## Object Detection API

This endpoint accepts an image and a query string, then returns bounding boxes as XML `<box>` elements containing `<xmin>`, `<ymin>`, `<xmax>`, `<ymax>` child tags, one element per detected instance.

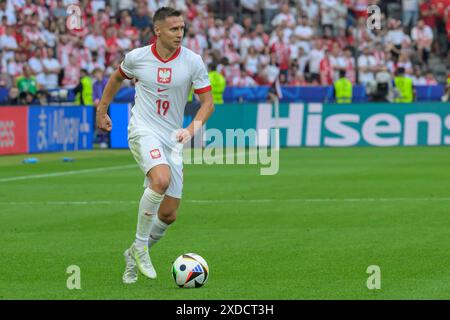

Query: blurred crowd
<box><xmin>0</xmin><ymin>0</ymin><xmax>449</xmax><ymax>104</ymax></box>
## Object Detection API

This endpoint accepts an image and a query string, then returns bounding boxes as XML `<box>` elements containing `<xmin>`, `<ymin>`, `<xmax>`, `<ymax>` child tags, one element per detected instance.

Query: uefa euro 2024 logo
<box><xmin>66</xmin><ymin>4</ymin><xmax>82</xmax><ymax>31</ymax></box>
<box><xmin>366</xmin><ymin>5</ymin><xmax>381</xmax><ymax>30</ymax></box>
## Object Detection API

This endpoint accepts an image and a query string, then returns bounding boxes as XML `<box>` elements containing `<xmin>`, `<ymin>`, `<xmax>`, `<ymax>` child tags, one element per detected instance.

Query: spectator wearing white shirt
<box><xmin>217</xmin><ymin>56</ymin><xmax>240</xmax><ymax>85</ymax></box>
<box><xmin>224</xmin><ymin>16</ymin><xmax>244</xmax><ymax>48</ymax></box>
<box><xmin>258</xmin><ymin>46</ymin><xmax>271</xmax><ymax>67</ymax></box>
<box><xmin>385</xmin><ymin>19</ymin><xmax>411</xmax><ymax>62</ymax></box>
<box><xmin>92</xmin><ymin>0</ymin><xmax>106</xmax><ymax>14</ymax></box>
<box><xmin>19</xmin><ymin>0</ymin><xmax>37</xmax><ymax>16</ymax></box>
<box><xmin>372</xmin><ymin>42</ymin><xmax>386</xmax><ymax>68</ymax></box>
<box><xmin>23</xmin><ymin>24</ymin><xmax>44</xmax><ymax>45</ymax></box>
<box><xmin>0</xmin><ymin>0</ymin><xmax>16</xmax><ymax>25</ymax></box>
<box><xmin>210</xmin><ymin>33</ymin><xmax>225</xmax><ymax>53</ymax></box>
<box><xmin>231</xmin><ymin>66</ymin><xmax>257</xmax><ymax>87</ymax></box>
<box><xmin>84</xmin><ymin>26</ymin><xmax>107</xmax><ymax>54</ymax></box>
<box><xmin>147</xmin><ymin>0</ymin><xmax>187</xmax><ymax>15</ymax></box>
<box><xmin>240</xmin><ymin>29</ymin><xmax>265</xmax><ymax>57</ymax></box>
<box><xmin>84</xmin><ymin>51</ymin><xmax>106</xmax><ymax>74</ymax></box>
<box><xmin>254</xmin><ymin>23</ymin><xmax>270</xmax><ymax>48</ymax></box>
<box><xmin>191</xmin><ymin>8</ymin><xmax>209</xmax><ymax>31</ymax></box>
<box><xmin>308</xmin><ymin>40</ymin><xmax>325</xmax><ymax>83</ymax></box>
<box><xmin>264</xmin><ymin>54</ymin><xmax>280</xmax><ymax>85</ymax></box>
<box><xmin>42</xmin><ymin>20</ymin><xmax>58</xmax><ymax>48</ymax></box>
<box><xmin>385</xmin><ymin>51</ymin><xmax>397</xmax><ymax>74</ymax></box>
<box><xmin>0</xmin><ymin>53</ymin><xmax>12</xmax><ymax>88</ymax></box>
<box><xmin>268</xmin><ymin>26</ymin><xmax>285</xmax><ymax>47</ymax></box>
<box><xmin>57</xmin><ymin>34</ymin><xmax>73</xmax><ymax>68</ymax></box>
<box><xmin>271</xmin><ymin>3</ymin><xmax>296</xmax><ymax>28</ymax></box>
<box><xmin>298</xmin><ymin>0</ymin><xmax>319</xmax><ymax>27</ymax></box>
<box><xmin>251</xmin><ymin>28</ymin><xmax>266</xmax><ymax>53</ymax></box>
<box><xmin>329</xmin><ymin>44</ymin><xmax>346</xmax><ymax>81</ymax></box>
<box><xmin>208</xmin><ymin>19</ymin><xmax>225</xmax><ymax>44</ymax></box>
<box><xmin>182</xmin><ymin>28</ymin><xmax>207</xmax><ymax>56</ymax></box>
<box><xmin>294</xmin><ymin>46</ymin><xmax>309</xmax><ymax>78</ymax></box>
<box><xmin>117</xmin><ymin>27</ymin><xmax>132</xmax><ymax>52</ymax></box>
<box><xmin>223</xmin><ymin>41</ymin><xmax>241</xmax><ymax>66</ymax></box>
<box><xmin>397</xmin><ymin>51</ymin><xmax>413</xmax><ymax>75</ymax></box>
<box><xmin>357</xmin><ymin>45</ymin><xmax>378</xmax><ymax>85</ymax></box>
<box><xmin>411</xmin><ymin>19</ymin><xmax>433</xmax><ymax>65</ymax></box>
<box><xmin>334</xmin><ymin>0</ymin><xmax>348</xmax><ymax>33</ymax></box>
<box><xmin>353</xmin><ymin>16</ymin><xmax>377</xmax><ymax>51</ymax></box>
<box><xmin>240</xmin><ymin>30</ymin><xmax>254</xmax><ymax>60</ymax></box>
<box><xmin>62</xmin><ymin>54</ymin><xmax>80</xmax><ymax>89</ymax></box>
<box><xmin>424</xmin><ymin>71</ymin><xmax>438</xmax><ymax>85</ymax></box>
<box><xmin>28</xmin><ymin>49</ymin><xmax>46</xmax><ymax>86</ymax></box>
<box><xmin>42</xmin><ymin>46</ymin><xmax>61</xmax><ymax>89</ymax></box>
<box><xmin>288</xmin><ymin>34</ymin><xmax>299</xmax><ymax>61</ymax></box>
<box><xmin>243</xmin><ymin>46</ymin><xmax>261</xmax><ymax>76</ymax></box>
<box><xmin>320</xmin><ymin>0</ymin><xmax>338</xmax><ymax>37</ymax></box>
<box><xmin>280</xmin><ymin>21</ymin><xmax>294</xmax><ymax>44</ymax></box>
<box><xmin>118</xmin><ymin>0</ymin><xmax>134</xmax><ymax>11</ymax></box>
<box><xmin>411</xmin><ymin>67</ymin><xmax>426</xmax><ymax>85</ymax></box>
<box><xmin>7</xmin><ymin>53</ymin><xmax>23</xmax><ymax>78</ymax></box>
<box><xmin>343</xmin><ymin>46</ymin><xmax>356</xmax><ymax>84</ymax></box>
<box><xmin>36</xmin><ymin>3</ymin><xmax>49</xmax><ymax>22</ymax></box>
<box><xmin>73</xmin><ymin>40</ymin><xmax>93</xmax><ymax>73</ymax></box>
<box><xmin>294</xmin><ymin>16</ymin><xmax>314</xmax><ymax>54</ymax></box>
<box><xmin>385</xmin><ymin>20</ymin><xmax>411</xmax><ymax>46</ymax></box>
<box><xmin>0</xmin><ymin>26</ymin><xmax>18</xmax><ymax>71</ymax></box>
<box><xmin>147</xmin><ymin>0</ymin><xmax>167</xmax><ymax>15</ymax></box>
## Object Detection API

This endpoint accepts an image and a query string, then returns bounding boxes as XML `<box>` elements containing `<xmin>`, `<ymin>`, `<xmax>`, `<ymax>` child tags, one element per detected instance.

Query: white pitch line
<box><xmin>188</xmin><ymin>197</ymin><xmax>450</xmax><ymax>203</ymax></box>
<box><xmin>0</xmin><ymin>164</ymin><xmax>136</xmax><ymax>183</ymax></box>
<box><xmin>0</xmin><ymin>150</ymin><xmax>260</xmax><ymax>183</ymax></box>
<box><xmin>0</xmin><ymin>197</ymin><xmax>449</xmax><ymax>205</ymax></box>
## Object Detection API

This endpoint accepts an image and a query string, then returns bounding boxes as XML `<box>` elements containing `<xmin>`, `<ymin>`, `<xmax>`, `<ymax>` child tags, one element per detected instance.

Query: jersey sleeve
<box><xmin>192</xmin><ymin>54</ymin><xmax>211</xmax><ymax>94</ymax></box>
<box><xmin>119</xmin><ymin>51</ymin><xmax>135</xmax><ymax>80</ymax></box>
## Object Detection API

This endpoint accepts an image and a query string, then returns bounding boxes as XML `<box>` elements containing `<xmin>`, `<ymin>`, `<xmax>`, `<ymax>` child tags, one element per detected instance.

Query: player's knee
<box><xmin>160</xmin><ymin>211</ymin><xmax>177</xmax><ymax>225</ymax></box>
<box><xmin>151</xmin><ymin>175</ymin><xmax>171</xmax><ymax>193</ymax></box>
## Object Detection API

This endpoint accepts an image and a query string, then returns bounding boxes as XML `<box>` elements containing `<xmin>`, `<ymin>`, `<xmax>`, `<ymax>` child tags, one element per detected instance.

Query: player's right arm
<box><xmin>96</xmin><ymin>69</ymin><xmax>127</xmax><ymax>132</ymax></box>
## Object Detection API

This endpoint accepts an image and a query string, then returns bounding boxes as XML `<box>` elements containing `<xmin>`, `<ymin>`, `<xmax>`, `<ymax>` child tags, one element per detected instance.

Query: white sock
<box><xmin>135</xmin><ymin>188</ymin><xmax>164</xmax><ymax>250</ymax></box>
<box><xmin>148</xmin><ymin>214</ymin><xmax>169</xmax><ymax>249</ymax></box>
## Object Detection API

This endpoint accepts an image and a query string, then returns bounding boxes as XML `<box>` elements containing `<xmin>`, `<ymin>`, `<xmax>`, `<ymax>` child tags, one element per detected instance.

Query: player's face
<box><xmin>156</xmin><ymin>16</ymin><xmax>185</xmax><ymax>50</ymax></box>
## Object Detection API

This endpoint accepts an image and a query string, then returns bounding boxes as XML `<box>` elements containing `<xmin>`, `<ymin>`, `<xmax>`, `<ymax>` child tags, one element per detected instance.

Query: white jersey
<box><xmin>120</xmin><ymin>44</ymin><xmax>211</xmax><ymax>150</ymax></box>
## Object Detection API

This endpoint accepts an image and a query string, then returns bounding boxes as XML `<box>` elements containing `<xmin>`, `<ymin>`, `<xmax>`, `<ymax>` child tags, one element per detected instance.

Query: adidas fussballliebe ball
<box><xmin>172</xmin><ymin>253</ymin><xmax>209</xmax><ymax>288</ymax></box>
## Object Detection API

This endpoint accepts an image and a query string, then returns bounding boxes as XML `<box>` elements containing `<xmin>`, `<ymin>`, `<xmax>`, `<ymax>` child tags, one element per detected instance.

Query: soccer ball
<box><xmin>172</xmin><ymin>253</ymin><xmax>209</xmax><ymax>288</ymax></box>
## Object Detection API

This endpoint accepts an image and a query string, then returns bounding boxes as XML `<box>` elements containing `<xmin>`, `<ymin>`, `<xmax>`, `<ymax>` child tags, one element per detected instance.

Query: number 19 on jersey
<box><xmin>156</xmin><ymin>99</ymin><xmax>170</xmax><ymax>116</ymax></box>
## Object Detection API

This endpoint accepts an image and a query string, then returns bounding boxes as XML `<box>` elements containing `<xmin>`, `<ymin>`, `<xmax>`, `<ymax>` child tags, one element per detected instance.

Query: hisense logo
<box><xmin>256</xmin><ymin>103</ymin><xmax>450</xmax><ymax>147</ymax></box>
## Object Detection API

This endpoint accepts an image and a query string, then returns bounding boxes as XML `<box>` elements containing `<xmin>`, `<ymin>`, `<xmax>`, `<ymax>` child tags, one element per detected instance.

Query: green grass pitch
<box><xmin>0</xmin><ymin>147</ymin><xmax>449</xmax><ymax>299</ymax></box>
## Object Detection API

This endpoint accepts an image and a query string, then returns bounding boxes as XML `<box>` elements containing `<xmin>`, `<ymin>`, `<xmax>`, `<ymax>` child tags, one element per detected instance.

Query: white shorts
<box><xmin>128</xmin><ymin>133</ymin><xmax>184</xmax><ymax>199</ymax></box>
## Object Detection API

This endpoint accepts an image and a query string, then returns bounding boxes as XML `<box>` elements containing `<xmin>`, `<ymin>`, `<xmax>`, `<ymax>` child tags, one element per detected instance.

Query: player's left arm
<box><xmin>177</xmin><ymin>54</ymin><xmax>215</xmax><ymax>143</ymax></box>
<box><xmin>177</xmin><ymin>90</ymin><xmax>214</xmax><ymax>144</ymax></box>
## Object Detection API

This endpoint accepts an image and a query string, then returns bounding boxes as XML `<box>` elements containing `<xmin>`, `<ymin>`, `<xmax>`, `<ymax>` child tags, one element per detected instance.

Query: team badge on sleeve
<box><xmin>150</xmin><ymin>149</ymin><xmax>161</xmax><ymax>159</ymax></box>
<box><xmin>157</xmin><ymin>68</ymin><xmax>172</xmax><ymax>84</ymax></box>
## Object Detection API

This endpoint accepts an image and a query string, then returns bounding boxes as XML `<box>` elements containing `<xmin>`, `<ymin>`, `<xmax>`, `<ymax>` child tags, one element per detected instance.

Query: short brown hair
<box><xmin>153</xmin><ymin>7</ymin><xmax>182</xmax><ymax>23</ymax></box>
